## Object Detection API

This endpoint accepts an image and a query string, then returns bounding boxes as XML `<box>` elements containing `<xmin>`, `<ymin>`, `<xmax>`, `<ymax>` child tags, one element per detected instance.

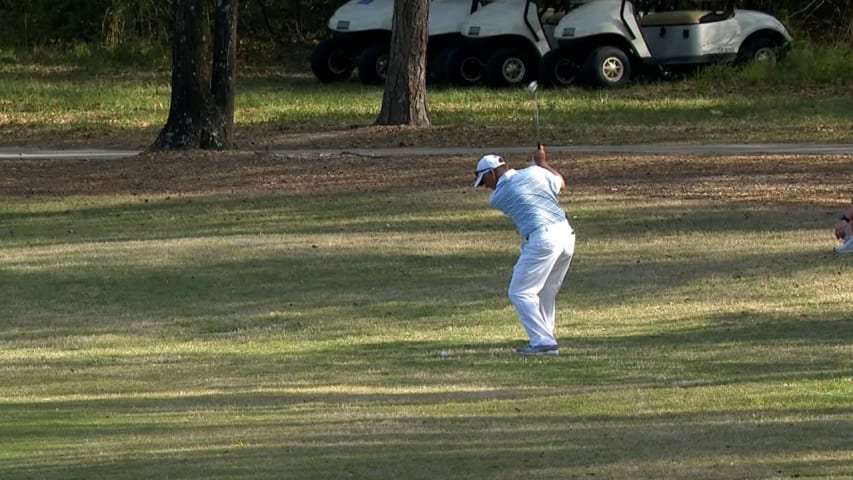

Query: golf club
<box><xmin>526</xmin><ymin>80</ymin><xmax>540</xmax><ymax>146</ymax></box>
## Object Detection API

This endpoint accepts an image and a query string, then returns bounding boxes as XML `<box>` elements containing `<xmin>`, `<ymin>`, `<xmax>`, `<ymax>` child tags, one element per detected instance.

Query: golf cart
<box><xmin>310</xmin><ymin>0</ymin><xmax>392</xmax><ymax>84</ymax></box>
<box><xmin>539</xmin><ymin>0</ymin><xmax>792</xmax><ymax>87</ymax></box>
<box><xmin>428</xmin><ymin>0</ymin><xmax>485</xmax><ymax>84</ymax></box>
<box><xmin>310</xmin><ymin>0</ymin><xmax>483</xmax><ymax>85</ymax></box>
<box><xmin>451</xmin><ymin>0</ymin><xmax>592</xmax><ymax>87</ymax></box>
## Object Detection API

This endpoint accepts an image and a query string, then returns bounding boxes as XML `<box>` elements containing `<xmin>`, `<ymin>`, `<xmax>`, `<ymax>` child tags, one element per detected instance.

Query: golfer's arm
<box><xmin>535</xmin><ymin>160</ymin><xmax>566</xmax><ymax>189</ymax></box>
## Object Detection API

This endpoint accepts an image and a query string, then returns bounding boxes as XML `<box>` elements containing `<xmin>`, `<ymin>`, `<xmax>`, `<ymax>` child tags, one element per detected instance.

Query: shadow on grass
<box><xmin>0</xmin><ymin>236</ymin><xmax>845</xmax><ymax>332</ymax></box>
<box><xmin>2</xmin><ymin>185</ymin><xmax>849</xmax><ymax>339</ymax></box>
<box><xmin>2</xmin><ymin>271</ymin><xmax>849</xmax><ymax>479</ymax></box>
<box><xmin>4</xmin><ymin>63</ymin><xmax>853</xmax><ymax>150</ymax></box>
<box><xmin>0</xmin><ymin>190</ymin><xmax>842</xmax><ymax>245</ymax></box>
<box><xmin>2</xmin><ymin>305</ymin><xmax>850</xmax><ymax>392</ymax></box>
<box><xmin>1</xmin><ymin>384</ymin><xmax>850</xmax><ymax>479</ymax></box>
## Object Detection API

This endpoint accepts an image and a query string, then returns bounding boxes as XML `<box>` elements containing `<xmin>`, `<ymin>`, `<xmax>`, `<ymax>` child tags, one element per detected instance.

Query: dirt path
<box><xmin>4</xmin><ymin>143</ymin><xmax>853</xmax><ymax>160</ymax></box>
<box><xmin>2</xmin><ymin>148</ymin><xmax>850</xmax><ymax>206</ymax></box>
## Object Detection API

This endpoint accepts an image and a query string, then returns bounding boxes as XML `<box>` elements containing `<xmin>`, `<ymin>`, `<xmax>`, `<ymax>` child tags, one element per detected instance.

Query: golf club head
<box><xmin>526</xmin><ymin>81</ymin><xmax>538</xmax><ymax>95</ymax></box>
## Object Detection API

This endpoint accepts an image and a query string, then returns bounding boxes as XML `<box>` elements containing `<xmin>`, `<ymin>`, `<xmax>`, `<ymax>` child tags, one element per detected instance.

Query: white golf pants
<box><xmin>508</xmin><ymin>220</ymin><xmax>575</xmax><ymax>347</ymax></box>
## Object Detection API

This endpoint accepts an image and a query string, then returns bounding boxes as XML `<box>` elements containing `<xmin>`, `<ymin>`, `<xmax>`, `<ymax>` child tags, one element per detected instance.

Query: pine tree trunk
<box><xmin>375</xmin><ymin>0</ymin><xmax>430</xmax><ymax>126</ymax></box>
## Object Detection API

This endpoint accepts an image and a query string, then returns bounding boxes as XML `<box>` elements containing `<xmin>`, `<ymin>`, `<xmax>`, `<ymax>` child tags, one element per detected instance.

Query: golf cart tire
<box><xmin>737</xmin><ymin>35</ymin><xmax>782</xmax><ymax>65</ymax></box>
<box><xmin>310</xmin><ymin>37</ymin><xmax>355</xmax><ymax>83</ymax></box>
<box><xmin>357</xmin><ymin>43</ymin><xmax>390</xmax><ymax>85</ymax></box>
<box><xmin>428</xmin><ymin>47</ymin><xmax>453</xmax><ymax>84</ymax></box>
<box><xmin>484</xmin><ymin>47</ymin><xmax>532</xmax><ymax>88</ymax></box>
<box><xmin>538</xmin><ymin>50</ymin><xmax>580</xmax><ymax>88</ymax></box>
<box><xmin>585</xmin><ymin>46</ymin><xmax>631</xmax><ymax>88</ymax></box>
<box><xmin>444</xmin><ymin>46</ymin><xmax>483</xmax><ymax>86</ymax></box>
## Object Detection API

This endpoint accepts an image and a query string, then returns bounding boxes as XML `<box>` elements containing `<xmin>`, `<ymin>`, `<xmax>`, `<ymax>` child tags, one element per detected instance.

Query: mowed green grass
<box><xmin>1</xmin><ymin>176</ymin><xmax>851</xmax><ymax>479</ymax></box>
<box><xmin>1</xmin><ymin>43</ymin><xmax>852</xmax><ymax>479</ymax></box>
<box><xmin>1</xmin><ymin>42</ymin><xmax>853</xmax><ymax>147</ymax></box>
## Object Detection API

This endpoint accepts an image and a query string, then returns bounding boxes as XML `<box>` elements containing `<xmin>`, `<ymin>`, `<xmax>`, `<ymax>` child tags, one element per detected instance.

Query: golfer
<box><xmin>473</xmin><ymin>144</ymin><xmax>575</xmax><ymax>355</ymax></box>
<box><xmin>833</xmin><ymin>197</ymin><xmax>853</xmax><ymax>254</ymax></box>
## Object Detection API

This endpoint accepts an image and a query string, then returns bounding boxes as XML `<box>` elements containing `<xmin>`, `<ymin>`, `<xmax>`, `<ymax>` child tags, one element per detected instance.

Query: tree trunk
<box><xmin>153</xmin><ymin>0</ymin><xmax>239</xmax><ymax>150</ymax></box>
<box><xmin>204</xmin><ymin>0</ymin><xmax>239</xmax><ymax>149</ymax></box>
<box><xmin>375</xmin><ymin>0</ymin><xmax>430</xmax><ymax>126</ymax></box>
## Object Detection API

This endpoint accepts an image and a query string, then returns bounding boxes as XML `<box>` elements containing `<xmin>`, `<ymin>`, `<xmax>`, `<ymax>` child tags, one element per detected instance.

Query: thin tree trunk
<box><xmin>203</xmin><ymin>0</ymin><xmax>239</xmax><ymax>149</ymax></box>
<box><xmin>375</xmin><ymin>0</ymin><xmax>430</xmax><ymax>126</ymax></box>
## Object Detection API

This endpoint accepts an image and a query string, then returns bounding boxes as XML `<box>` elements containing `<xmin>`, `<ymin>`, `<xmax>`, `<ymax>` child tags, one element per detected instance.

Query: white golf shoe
<box><xmin>516</xmin><ymin>343</ymin><xmax>559</xmax><ymax>355</ymax></box>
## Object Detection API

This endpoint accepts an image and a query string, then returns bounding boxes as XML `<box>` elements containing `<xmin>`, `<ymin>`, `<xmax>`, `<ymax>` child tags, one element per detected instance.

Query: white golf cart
<box><xmin>310</xmin><ymin>0</ymin><xmax>483</xmax><ymax>85</ymax></box>
<box><xmin>452</xmin><ymin>0</ymin><xmax>578</xmax><ymax>87</ymax></box>
<box><xmin>310</xmin><ymin>0</ymin><xmax>392</xmax><ymax>84</ymax></box>
<box><xmin>539</xmin><ymin>0</ymin><xmax>792</xmax><ymax>87</ymax></box>
<box><xmin>428</xmin><ymin>0</ymin><xmax>485</xmax><ymax>84</ymax></box>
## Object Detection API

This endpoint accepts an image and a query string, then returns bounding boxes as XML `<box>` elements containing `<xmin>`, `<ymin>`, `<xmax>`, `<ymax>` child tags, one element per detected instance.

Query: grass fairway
<box><xmin>1</xmin><ymin>151</ymin><xmax>851</xmax><ymax>479</ymax></box>
<box><xmin>2</xmin><ymin>48</ymin><xmax>853</xmax><ymax>149</ymax></box>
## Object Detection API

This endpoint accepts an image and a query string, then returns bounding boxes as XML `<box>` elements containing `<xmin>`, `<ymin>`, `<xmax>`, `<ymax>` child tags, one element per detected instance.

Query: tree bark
<box><xmin>375</xmin><ymin>0</ymin><xmax>430</xmax><ymax>126</ymax></box>
<box><xmin>204</xmin><ymin>0</ymin><xmax>239</xmax><ymax>149</ymax></box>
<box><xmin>153</xmin><ymin>0</ymin><xmax>239</xmax><ymax>150</ymax></box>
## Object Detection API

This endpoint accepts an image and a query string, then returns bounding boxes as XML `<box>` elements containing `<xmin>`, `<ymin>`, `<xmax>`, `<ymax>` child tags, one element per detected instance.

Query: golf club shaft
<box><xmin>526</xmin><ymin>81</ymin><xmax>541</xmax><ymax>148</ymax></box>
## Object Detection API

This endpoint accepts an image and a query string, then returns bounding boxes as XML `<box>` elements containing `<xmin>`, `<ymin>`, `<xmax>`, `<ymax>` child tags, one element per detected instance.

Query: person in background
<box><xmin>833</xmin><ymin>197</ymin><xmax>853</xmax><ymax>254</ymax></box>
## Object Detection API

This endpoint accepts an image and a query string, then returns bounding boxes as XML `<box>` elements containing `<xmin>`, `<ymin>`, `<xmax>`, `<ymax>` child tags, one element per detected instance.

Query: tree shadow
<box><xmin>2</xmin><ymin>378</ymin><xmax>850</xmax><ymax>479</ymax></box>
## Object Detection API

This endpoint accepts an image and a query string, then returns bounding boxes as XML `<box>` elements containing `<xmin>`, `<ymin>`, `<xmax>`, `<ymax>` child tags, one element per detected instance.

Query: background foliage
<box><xmin>0</xmin><ymin>0</ymin><xmax>850</xmax><ymax>54</ymax></box>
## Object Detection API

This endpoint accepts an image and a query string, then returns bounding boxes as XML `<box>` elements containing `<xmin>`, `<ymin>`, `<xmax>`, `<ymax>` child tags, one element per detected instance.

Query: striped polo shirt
<box><xmin>489</xmin><ymin>166</ymin><xmax>567</xmax><ymax>239</ymax></box>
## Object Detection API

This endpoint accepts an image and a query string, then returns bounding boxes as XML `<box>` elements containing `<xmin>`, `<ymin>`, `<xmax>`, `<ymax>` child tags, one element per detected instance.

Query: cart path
<box><xmin>2</xmin><ymin>143</ymin><xmax>853</xmax><ymax>160</ymax></box>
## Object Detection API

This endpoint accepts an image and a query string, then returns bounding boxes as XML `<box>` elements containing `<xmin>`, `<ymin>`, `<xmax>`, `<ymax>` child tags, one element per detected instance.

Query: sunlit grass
<box><xmin>1</xmin><ymin>44</ymin><xmax>852</xmax><ymax>477</ymax></box>
<box><xmin>1</xmin><ymin>171</ymin><xmax>851</xmax><ymax>478</ymax></box>
<box><xmin>2</xmin><ymin>45</ymin><xmax>853</xmax><ymax>147</ymax></box>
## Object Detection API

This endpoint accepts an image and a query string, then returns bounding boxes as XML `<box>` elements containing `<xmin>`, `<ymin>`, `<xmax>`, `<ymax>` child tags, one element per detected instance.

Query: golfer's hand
<box><xmin>835</xmin><ymin>219</ymin><xmax>848</xmax><ymax>240</ymax></box>
<box><xmin>532</xmin><ymin>144</ymin><xmax>546</xmax><ymax>165</ymax></box>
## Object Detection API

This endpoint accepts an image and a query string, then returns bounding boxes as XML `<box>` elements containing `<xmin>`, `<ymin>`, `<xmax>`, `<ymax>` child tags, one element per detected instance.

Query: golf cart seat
<box><xmin>698</xmin><ymin>10</ymin><xmax>734</xmax><ymax>23</ymax></box>
<box><xmin>540</xmin><ymin>8</ymin><xmax>566</xmax><ymax>25</ymax></box>
<box><xmin>640</xmin><ymin>10</ymin><xmax>708</xmax><ymax>25</ymax></box>
<box><xmin>640</xmin><ymin>9</ymin><xmax>734</xmax><ymax>26</ymax></box>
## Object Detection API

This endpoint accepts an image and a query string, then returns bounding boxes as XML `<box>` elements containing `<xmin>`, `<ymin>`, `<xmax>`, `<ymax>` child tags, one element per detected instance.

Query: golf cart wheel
<box><xmin>357</xmin><ymin>43</ymin><xmax>390</xmax><ymax>85</ymax></box>
<box><xmin>484</xmin><ymin>47</ymin><xmax>532</xmax><ymax>88</ymax></box>
<box><xmin>538</xmin><ymin>50</ymin><xmax>579</xmax><ymax>88</ymax></box>
<box><xmin>310</xmin><ymin>37</ymin><xmax>354</xmax><ymax>82</ymax></box>
<box><xmin>444</xmin><ymin>46</ymin><xmax>483</xmax><ymax>86</ymax></box>
<box><xmin>428</xmin><ymin>47</ymin><xmax>453</xmax><ymax>84</ymax></box>
<box><xmin>737</xmin><ymin>36</ymin><xmax>782</xmax><ymax>65</ymax></box>
<box><xmin>585</xmin><ymin>46</ymin><xmax>631</xmax><ymax>88</ymax></box>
